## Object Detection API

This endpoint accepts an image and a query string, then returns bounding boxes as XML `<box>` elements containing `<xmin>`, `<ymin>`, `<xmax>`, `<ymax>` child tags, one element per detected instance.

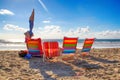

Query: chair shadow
<box><xmin>69</xmin><ymin>55</ymin><xmax>119</xmax><ymax>70</ymax></box>
<box><xmin>28</xmin><ymin>57</ymin><xmax>76</xmax><ymax>80</ymax></box>
<box><xmin>71</xmin><ymin>60</ymin><xmax>104</xmax><ymax>69</ymax></box>
<box><xmin>88</xmin><ymin>55</ymin><xmax>119</xmax><ymax>64</ymax></box>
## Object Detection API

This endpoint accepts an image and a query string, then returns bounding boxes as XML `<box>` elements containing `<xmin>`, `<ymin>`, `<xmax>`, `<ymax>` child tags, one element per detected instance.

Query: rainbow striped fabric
<box><xmin>81</xmin><ymin>38</ymin><xmax>95</xmax><ymax>52</ymax></box>
<box><xmin>27</xmin><ymin>38</ymin><xmax>43</xmax><ymax>56</ymax></box>
<box><xmin>43</xmin><ymin>41</ymin><xmax>60</xmax><ymax>58</ymax></box>
<box><xmin>62</xmin><ymin>37</ymin><xmax>78</xmax><ymax>54</ymax></box>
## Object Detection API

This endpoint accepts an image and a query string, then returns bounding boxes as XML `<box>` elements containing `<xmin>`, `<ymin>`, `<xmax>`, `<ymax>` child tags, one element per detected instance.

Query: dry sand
<box><xmin>0</xmin><ymin>48</ymin><xmax>120</xmax><ymax>80</ymax></box>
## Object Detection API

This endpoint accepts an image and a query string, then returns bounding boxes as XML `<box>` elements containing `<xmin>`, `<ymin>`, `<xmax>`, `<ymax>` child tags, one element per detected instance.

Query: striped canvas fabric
<box><xmin>81</xmin><ymin>38</ymin><xmax>95</xmax><ymax>52</ymax></box>
<box><xmin>43</xmin><ymin>41</ymin><xmax>60</xmax><ymax>58</ymax></box>
<box><xmin>27</xmin><ymin>38</ymin><xmax>43</xmax><ymax>56</ymax></box>
<box><xmin>62</xmin><ymin>37</ymin><xmax>78</xmax><ymax>54</ymax></box>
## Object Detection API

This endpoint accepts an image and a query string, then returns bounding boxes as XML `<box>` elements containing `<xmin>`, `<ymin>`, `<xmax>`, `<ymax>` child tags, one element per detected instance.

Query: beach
<box><xmin>0</xmin><ymin>48</ymin><xmax>120</xmax><ymax>80</ymax></box>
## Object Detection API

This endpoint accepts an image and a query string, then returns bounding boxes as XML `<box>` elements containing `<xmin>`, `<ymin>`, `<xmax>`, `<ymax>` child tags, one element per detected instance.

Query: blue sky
<box><xmin>0</xmin><ymin>0</ymin><xmax>120</xmax><ymax>41</ymax></box>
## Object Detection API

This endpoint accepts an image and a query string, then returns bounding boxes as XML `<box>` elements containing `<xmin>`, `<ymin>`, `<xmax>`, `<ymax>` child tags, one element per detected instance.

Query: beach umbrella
<box><xmin>29</xmin><ymin>9</ymin><xmax>34</xmax><ymax>37</ymax></box>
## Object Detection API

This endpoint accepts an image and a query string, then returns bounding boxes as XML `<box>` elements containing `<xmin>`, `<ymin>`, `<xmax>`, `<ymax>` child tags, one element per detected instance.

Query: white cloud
<box><xmin>65</xmin><ymin>29</ymin><xmax>75</xmax><ymax>36</ymax></box>
<box><xmin>42</xmin><ymin>20</ymin><xmax>50</xmax><ymax>23</ymax></box>
<box><xmin>0</xmin><ymin>9</ymin><xmax>14</xmax><ymax>15</ymax></box>
<box><xmin>2</xmin><ymin>24</ymin><xmax>120</xmax><ymax>39</ymax></box>
<box><xmin>44</xmin><ymin>25</ymin><xmax>61</xmax><ymax>32</ymax></box>
<box><xmin>97</xmin><ymin>30</ymin><xmax>120</xmax><ymax>39</ymax></box>
<box><xmin>3</xmin><ymin>24</ymin><xmax>27</xmax><ymax>32</ymax></box>
<box><xmin>80</xmin><ymin>26</ymin><xmax>90</xmax><ymax>33</ymax></box>
<box><xmin>36</xmin><ymin>25</ymin><xmax>63</xmax><ymax>39</ymax></box>
<box><xmin>36</xmin><ymin>25</ymin><xmax>120</xmax><ymax>39</ymax></box>
<box><xmin>0</xmin><ymin>33</ymin><xmax>25</xmax><ymax>41</ymax></box>
<box><xmin>38</xmin><ymin>0</ymin><xmax>48</xmax><ymax>13</ymax></box>
<box><xmin>98</xmin><ymin>30</ymin><xmax>110</xmax><ymax>36</ymax></box>
<box><xmin>36</xmin><ymin>25</ymin><xmax>91</xmax><ymax>39</ymax></box>
<box><xmin>62</xmin><ymin>26</ymin><xmax>90</xmax><ymax>37</ymax></box>
<box><xmin>42</xmin><ymin>25</ymin><xmax>61</xmax><ymax>33</ymax></box>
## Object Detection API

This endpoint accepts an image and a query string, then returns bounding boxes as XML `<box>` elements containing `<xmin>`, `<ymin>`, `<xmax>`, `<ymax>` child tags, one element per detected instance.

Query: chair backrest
<box><xmin>62</xmin><ymin>37</ymin><xmax>78</xmax><ymax>54</ymax></box>
<box><xmin>43</xmin><ymin>41</ymin><xmax>60</xmax><ymax>58</ymax></box>
<box><xmin>26</xmin><ymin>38</ymin><xmax>43</xmax><ymax>56</ymax></box>
<box><xmin>81</xmin><ymin>38</ymin><xmax>95</xmax><ymax>52</ymax></box>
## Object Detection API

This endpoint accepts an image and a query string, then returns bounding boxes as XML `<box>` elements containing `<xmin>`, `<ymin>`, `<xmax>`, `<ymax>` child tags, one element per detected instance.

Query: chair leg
<box><xmin>43</xmin><ymin>53</ymin><xmax>47</xmax><ymax>62</ymax></box>
<box><xmin>43</xmin><ymin>53</ymin><xmax>45</xmax><ymax>62</ymax></box>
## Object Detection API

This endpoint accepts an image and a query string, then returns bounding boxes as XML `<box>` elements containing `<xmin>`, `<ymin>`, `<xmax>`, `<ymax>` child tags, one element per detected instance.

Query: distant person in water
<box><xmin>24</xmin><ymin>31</ymin><xmax>34</xmax><ymax>43</ymax></box>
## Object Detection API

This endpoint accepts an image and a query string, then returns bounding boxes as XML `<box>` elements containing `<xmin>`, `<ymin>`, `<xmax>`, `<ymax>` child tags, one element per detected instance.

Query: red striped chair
<box><xmin>81</xmin><ymin>38</ymin><xmax>95</xmax><ymax>56</ymax></box>
<box><xmin>26</xmin><ymin>38</ymin><xmax>43</xmax><ymax>57</ymax></box>
<box><xmin>43</xmin><ymin>41</ymin><xmax>61</xmax><ymax>61</ymax></box>
<box><xmin>62</xmin><ymin>37</ymin><xmax>78</xmax><ymax>60</ymax></box>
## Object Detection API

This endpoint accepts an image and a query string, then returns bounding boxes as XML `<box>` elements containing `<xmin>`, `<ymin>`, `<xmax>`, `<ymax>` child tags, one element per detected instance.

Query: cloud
<box><xmin>97</xmin><ymin>30</ymin><xmax>120</xmax><ymax>38</ymax></box>
<box><xmin>80</xmin><ymin>26</ymin><xmax>90</xmax><ymax>33</ymax></box>
<box><xmin>65</xmin><ymin>29</ymin><xmax>75</xmax><ymax>36</ymax></box>
<box><xmin>36</xmin><ymin>25</ymin><xmax>120</xmax><ymax>39</ymax></box>
<box><xmin>64</xmin><ymin>26</ymin><xmax>90</xmax><ymax>37</ymax></box>
<box><xmin>3</xmin><ymin>24</ymin><xmax>27</xmax><ymax>32</ymax></box>
<box><xmin>42</xmin><ymin>25</ymin><xmax>61</xmax><ymax>33</ymax></box>
<box><xmin>3</xmin><ymin>24</ymin><xmax>120</xmax><ymax>39</ymax></box>
<box><xmin>0</xmin><ymin>33</ymin><xmax>25</xmax><ymax>41</ymax></box>
<box><xmin>37</xmin><ymin>25</ymin><xmax>63</xmax><ymax>39</ymax></box>
<box><xmin>38</xmin><ymin>0</ymin><xmax>48</xmax><ymax>12</ymax></box>
<box><xmin>98</xmin><ymin>30</ymin><xmax>118</xmax><ymax>36</ymax></box>
<box><xmin>36</xmin><ymin>25</ymin><xmax>91</xmax><ymax>39</ymax></box>
<box><xmin>98</xmin><ymin>30</ymin><xmax>110</xmax><ymax>36</ymax></box>
<box><xmin>42</xmin><ymin>20</ymin><xmax>50</xmax><ymax>23</ymax></box>
<box><xmin>0</xmin><ymin>9</ymin><xmax>14</xmax><ymax>15</ymax></box>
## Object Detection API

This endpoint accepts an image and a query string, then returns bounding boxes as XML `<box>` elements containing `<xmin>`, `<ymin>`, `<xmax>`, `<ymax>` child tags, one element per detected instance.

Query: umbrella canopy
<box><xmin>29</xmin><ymin>9</ymin><xmax>34</xmax><ymax>37</ymax></box>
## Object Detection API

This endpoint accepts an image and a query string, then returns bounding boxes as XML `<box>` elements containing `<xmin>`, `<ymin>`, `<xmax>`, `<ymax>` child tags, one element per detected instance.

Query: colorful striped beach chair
<box><xmin>43</xmin><ymin>41</ymin><xmax>61</xmax><ymax>61</ymax></box>
<box><xmin>81</xmin><ymin>38</ymin><xmax>95</xmax><ymax>56</ymax></box>
<box><xmin>62</xmin><ymin>37</ymin><xmax>78</xmax><ymax>60</ymax></box>
<box><xmin>26</xmin><ymin>38</ymin><xmax>43</xmax><ymax>57</ymax></box>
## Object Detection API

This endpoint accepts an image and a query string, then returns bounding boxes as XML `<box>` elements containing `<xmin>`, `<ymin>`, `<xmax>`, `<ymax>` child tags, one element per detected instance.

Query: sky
<box><xmin>0</xmin><ymin>0</ymin><xmax>120</xmax><ymax>41</ymax></box>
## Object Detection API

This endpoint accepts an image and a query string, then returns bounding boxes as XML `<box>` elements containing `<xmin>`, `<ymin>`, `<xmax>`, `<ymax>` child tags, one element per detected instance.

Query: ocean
<box><xmin>0</xmin><ymin>39</ymin><xmax>120</xmax><ymax>50</ymax></box>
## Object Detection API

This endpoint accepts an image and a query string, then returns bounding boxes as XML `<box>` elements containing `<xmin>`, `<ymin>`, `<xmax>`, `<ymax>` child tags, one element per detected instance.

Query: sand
<box><xmin>0</xmin><ymin>48</ymin><xmax>120</xmax><ymax>80</ymax></box>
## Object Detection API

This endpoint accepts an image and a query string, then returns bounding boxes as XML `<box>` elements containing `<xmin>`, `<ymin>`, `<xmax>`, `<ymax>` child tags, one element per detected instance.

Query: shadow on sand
<box><xmin>69</xmin><ymin>55</ymin><xmax>119</xmax><ymax>70</ymax></box>
<box><xmin>27</xmin><ymin>54</ymin><xmax>120</xmax><ymax>79</ymax></box>
<box><xmin>88</xmin><ymin>55</ymin><xmax>119</xmax><ymax>63</ymax></box>
<box><xmin>28</xmin><ymin>57</ymin><xmax>76</xmax><ymax>80</ymax></box>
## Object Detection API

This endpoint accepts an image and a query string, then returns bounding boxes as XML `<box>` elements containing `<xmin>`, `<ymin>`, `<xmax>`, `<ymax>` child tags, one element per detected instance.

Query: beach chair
<box><xmin>43</xmin><ymin>41</ymin><xmax>61</xmax><ymax>62</ymax></box>
<box><xmin>80</xmin><ymin>38</ymin><xmax>95</xmax><ymax>57</ymax></box>
<box><xmin>61</xmin><ymin>37</ymin><xmax>78</xmax><ymax>60</ymax></box>
<box><xmin>26</xmin><ymin>38</ymin><xmax>43</xmax><ymax>57</ymax></box>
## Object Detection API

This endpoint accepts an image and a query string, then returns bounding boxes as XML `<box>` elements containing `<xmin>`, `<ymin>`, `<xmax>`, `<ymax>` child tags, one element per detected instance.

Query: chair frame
<box><xmin>26</xmin><ymin>38</ymin><xmax>43</xmax><ymax>57</ymax></box>
<box><xmin>61</xmin><ymin>37</ymin><xmax>78</xmax><ymax>61</ymax></box>
<box><xmin>42</xmin><ymin>41</ymin><xmax>61</xmax><ymax>62</ymax></box>
<box><xmin>80</xmin><ymin>38</ymin><xmax>95</xmax><ymax>57</ymax></box>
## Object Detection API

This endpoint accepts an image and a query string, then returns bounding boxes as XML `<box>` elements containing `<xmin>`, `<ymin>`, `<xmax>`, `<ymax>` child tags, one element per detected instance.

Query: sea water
<box><xmin>0</xmin><ymin>39</ymin><xmax>120</xmax><ymax>50</ymax></box>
